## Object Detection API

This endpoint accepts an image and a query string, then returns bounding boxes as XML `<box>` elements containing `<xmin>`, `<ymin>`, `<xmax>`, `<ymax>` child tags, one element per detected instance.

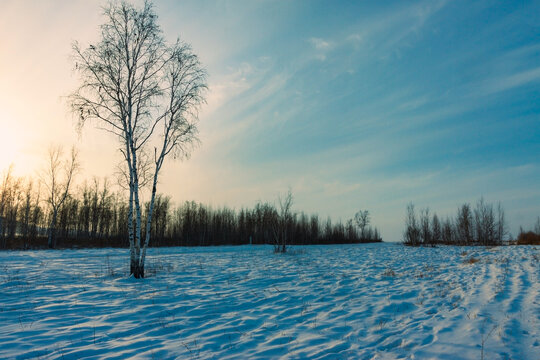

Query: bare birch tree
<box><xmin>42</xmin><ymin>146</ymin><xmax>80</xmax><ymax>248</ymax></box>
<box><xmin>70</xmin><ymin>0</ymin><xmax>206</xmax><ymax>277</ymax></box>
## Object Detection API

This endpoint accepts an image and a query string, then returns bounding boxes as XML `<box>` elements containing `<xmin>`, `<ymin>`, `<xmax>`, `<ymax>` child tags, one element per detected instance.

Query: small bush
<box><xmin>517</xmin><ymin>231</ymin><xmax>540</xmax><ymax>245</ymax></box>
<box><xmin>463</xmin><ymin>257</ymin><xmax>480</xmax><ymax>264</ymax></box>
<box><xmin>382</xmin><ymin>268</ymin><xmax>396</xmax><ymax>277</ymax></box>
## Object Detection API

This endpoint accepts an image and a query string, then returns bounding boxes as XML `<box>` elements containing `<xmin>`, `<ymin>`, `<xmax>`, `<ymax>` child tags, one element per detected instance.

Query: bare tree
<box><xmin>274</xmin><ymin>189</ymin><xmax>294</xmax><ymax>253</ymax></box>
<box><xmin>403</xmin><ymin>203</ymin><xmax>420</xmax><ymax>246</ymax></box>
<box><xmin>0</xmin><ymin>168</ymin><xmax>23</xmax><ymax>247</ymax></box>
<box><xmin>419</xmin><ymin>208</ymin><xmax>432</xmax><ymax>246</ymax></box>
<box><xmin>431</xmin><ymin>213</ymin><xmax>441</xmax><ymax>245</ymax></box>
<box><xmin>42</xmin><ymin>146</ymin><xmax>80</xmax><ymax>248</ymax></box>
<box><xmin>346</xmin><ymin>218</ymin><xmax>357</xmax><ymax>242</ymax></box>
<box><xmin>70</xmin><ymin>0</ymin><xmax>206</xmax><ymax>277</ymax></box>
<box><xmin>29</xmin><ymin>184</ymin><xmax>43</xmax><ymax>243</ymax></box>
<box><xmin>5</xmin><ymin>178</ymin><xmax>22</xmax><ymax>243</ymax></box>
<box><xmin>20</xmin><ymin>180</ymin><xmax>34</xmax><ymax>247</ymax></box>
<box><xmin>456</xmin><ymin>203</ymin><xmax>473</xmax><ymax>245</ymax></box>
<box><xmin>354</xmin><ymin>210</ymin><xmax>370</xmax><ymax>240</ymax></box>
<box><xmin>0</xmin><ymin>166</ymin><xmax>14</xmax><ymax>248</ymax></box>
<box><xmin>441</xmin><ymin>217</ymin><xmax>454</xmax><ymax>244</ymax></box>
<box><xmin>495</xmin><ymin>202</ymin><xmax>507</xmax><ymax>245</ymax></box>
<box><xmin>474</xmin><ymin>197</ymin><xmax>495</xmax><ymax>246</ymax></box>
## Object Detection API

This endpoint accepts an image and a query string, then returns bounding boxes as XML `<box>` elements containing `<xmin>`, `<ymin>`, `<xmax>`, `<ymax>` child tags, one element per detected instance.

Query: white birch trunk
<box><xmin>128</xmin><ymin>175</ymin><xmax>136</xmax><ymax>272</ymax></box>
<box><xmin>139</xmin><ymin>160</ymin><xmax>162</xmax><ymax>276</ymax></box>
<box><xmin>131</xmin><ymin>151</ymin><xmax>143</xmax><ymax>276</ymax></box>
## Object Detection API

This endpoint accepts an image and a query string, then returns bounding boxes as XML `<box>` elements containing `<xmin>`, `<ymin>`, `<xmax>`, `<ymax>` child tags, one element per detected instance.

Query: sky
<box><xmin>0</xmin><ymin>0</ymin><xmax>539</xmax><ymax>241</ymax></box>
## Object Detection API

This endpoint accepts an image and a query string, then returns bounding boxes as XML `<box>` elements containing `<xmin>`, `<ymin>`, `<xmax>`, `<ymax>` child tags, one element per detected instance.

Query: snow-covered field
<box><xmin>0</xmin><ymin>243</ymin><xmax>539</xmax><ymax>360</ymax></box>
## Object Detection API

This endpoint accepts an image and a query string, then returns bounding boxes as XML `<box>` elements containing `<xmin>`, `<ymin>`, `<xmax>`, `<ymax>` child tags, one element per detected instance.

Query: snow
<box><xmin>0</xmin><ymin>243</ymin><xmax>539</xmax><ymax>359</ymax></box>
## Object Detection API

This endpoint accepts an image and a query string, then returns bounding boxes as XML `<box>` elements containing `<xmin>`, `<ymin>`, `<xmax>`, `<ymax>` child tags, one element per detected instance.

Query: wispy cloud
<box><xmin>475</xmin><ymin>67</ymin><xmax>540</xmax><ymax>96</ymax></box>
<box><xmin>309</xmin><ymin>37</ymin><xmax>332</xmax><ymax>50</ymax></box>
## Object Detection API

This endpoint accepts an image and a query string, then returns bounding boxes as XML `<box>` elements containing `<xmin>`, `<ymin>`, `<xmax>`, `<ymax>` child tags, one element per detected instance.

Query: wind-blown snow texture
<box><xmin>0</xmin><ymin>244</ymin><xmax>539</xmax><ymax>359</ymax></box>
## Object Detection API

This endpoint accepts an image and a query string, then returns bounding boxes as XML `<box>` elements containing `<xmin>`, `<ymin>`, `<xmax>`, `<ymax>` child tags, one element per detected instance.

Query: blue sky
<box><xmin>1</xmin><ymin>0</ymin><xmax>539</xmax><ymax>241</ymax></box>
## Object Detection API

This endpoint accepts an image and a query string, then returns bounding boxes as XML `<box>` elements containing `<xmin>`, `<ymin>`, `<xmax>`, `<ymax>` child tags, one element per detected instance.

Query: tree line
<box><xmin>403</xmin><ymin>197</ymin><xmax>510</xmax><ymax>246</ymax></box>
<box><xmin>0</xmin><ymin>169</ymin><xmax>382</xmax><ymax>250</ymax></box>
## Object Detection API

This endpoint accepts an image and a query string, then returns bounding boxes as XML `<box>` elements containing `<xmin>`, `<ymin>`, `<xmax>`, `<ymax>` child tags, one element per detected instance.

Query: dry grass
<box><xmin>463</xmin><ymin>257</ymin><xmax>480</xmax><ymax>265</ymax></box>
<box><xmin>145</xmin><ymin>259</ymin><xmax>175</xmax><ymax>277</ymax></box>
<box><xmin>382</xmin><ymin>268</ymin><xmax>396</xmax><ymax>277</ymax></box>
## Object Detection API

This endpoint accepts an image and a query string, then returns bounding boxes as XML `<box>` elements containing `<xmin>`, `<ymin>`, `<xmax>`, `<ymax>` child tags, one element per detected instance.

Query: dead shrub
<box><xmin>463</xmin><ymin>257</ymin><xmax>480</xmax><ymax>264</ymax></box>
<box><xmin>517</xmin><ymin>231</ymin><xmax>540</xmax><ymax>245</ymax></box>
<box><xmin>382</xmin><ymin>268</ymin><xmax>396</xmax><ymax>277</ymax></box>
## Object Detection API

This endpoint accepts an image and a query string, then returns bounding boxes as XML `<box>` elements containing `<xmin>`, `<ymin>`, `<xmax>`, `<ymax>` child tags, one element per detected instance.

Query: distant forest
<box><xmin>0</xmin><ymin>171</ymin><xmax>382</xmax><ymax>250</ymax></box>
<box><xmin>403</xmin><ymin>199</ymin><xmax>540</xmax><ymax>246</ymax></box>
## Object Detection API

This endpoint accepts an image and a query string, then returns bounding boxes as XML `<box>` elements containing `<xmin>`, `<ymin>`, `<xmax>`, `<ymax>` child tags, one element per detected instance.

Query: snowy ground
<box><xmin>0</xmin><ymin>243</ymin><xmax>539</xmax><ymax>360</ymax></box>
